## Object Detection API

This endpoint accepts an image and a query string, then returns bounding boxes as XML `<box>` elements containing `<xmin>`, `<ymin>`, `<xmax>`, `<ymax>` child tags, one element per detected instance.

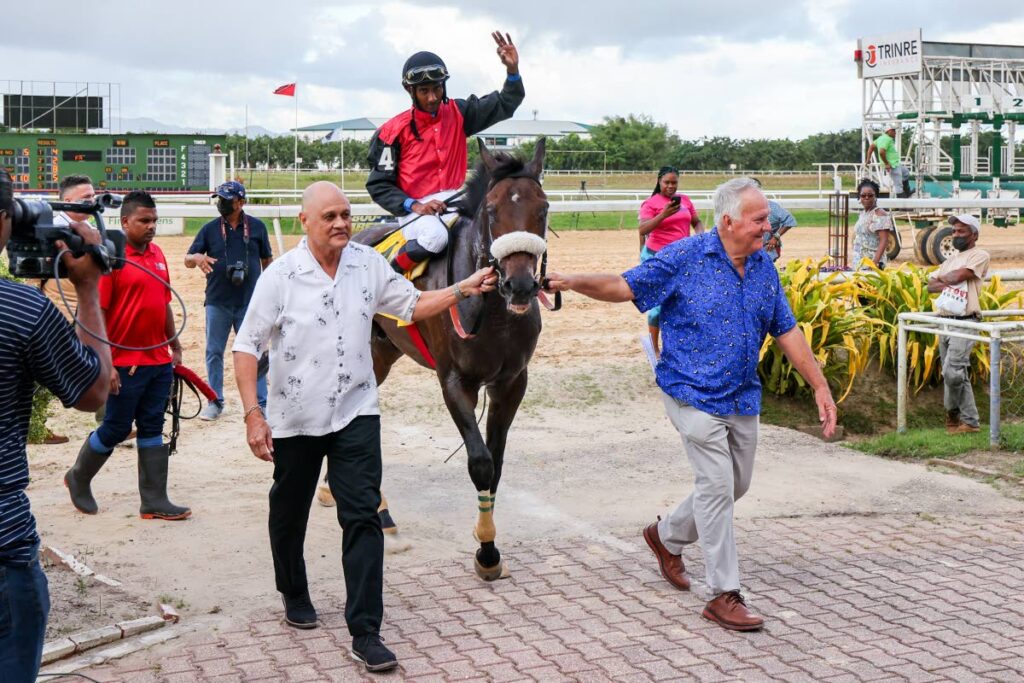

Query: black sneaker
<box><xmin>281</xmin><ymin>593</ymin><xmax>318</xmax><ymax>629</ymax></box>
<box><xmin>351</xmin><ymin>633</ymin><xmax>398</xmax><ymax>673</ymax></box>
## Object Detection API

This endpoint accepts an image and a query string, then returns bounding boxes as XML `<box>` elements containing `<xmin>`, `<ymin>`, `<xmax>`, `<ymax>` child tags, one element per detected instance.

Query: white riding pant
<box><xmin>398</xmin><ymin>189</ymin><xmax>458</xmax><ymax>254</ymax></box>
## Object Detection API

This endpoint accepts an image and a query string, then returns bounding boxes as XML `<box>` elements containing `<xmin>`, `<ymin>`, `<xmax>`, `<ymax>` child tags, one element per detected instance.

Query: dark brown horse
<box><xmin>359</xmin><ymin>139</ymin><xmax>550</xmax><ymax>580</ymax></box>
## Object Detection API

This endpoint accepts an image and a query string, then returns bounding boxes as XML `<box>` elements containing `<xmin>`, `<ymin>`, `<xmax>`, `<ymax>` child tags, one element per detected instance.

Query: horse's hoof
<box><xmin>316</xmin><ymin>486</ymin><xmax>336</xmax><ymax>508</ymax></box>
<box><xmin>474</xmin><ymin>558</ymin><xmax>509</xmax><ymax>582</ymax></box>
<box><xmin>384</xmin><ymin>534</ymin><xmax>412</xmax><ymax>555</ymax></box>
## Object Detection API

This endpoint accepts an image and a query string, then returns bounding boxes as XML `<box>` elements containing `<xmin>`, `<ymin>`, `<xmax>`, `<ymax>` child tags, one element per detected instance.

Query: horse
<box><xmin>356</xmin><ymin>138</ymin><xmax>551</xmax><ymax>580</ymax></box>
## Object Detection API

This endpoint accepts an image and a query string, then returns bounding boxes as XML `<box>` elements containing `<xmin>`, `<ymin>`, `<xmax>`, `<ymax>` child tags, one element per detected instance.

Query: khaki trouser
<box><xmin>657</xmin><ymin>394</ymin><xmax>759</xmax><ymax>595</ymax></box>
<box><xmin>940</xmin><ymin>335</ymin><xmax>980</xmax><ymax>427</ymax></box>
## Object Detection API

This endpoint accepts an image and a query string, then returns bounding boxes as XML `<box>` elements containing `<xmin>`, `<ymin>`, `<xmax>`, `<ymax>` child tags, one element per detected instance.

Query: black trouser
<box><xmin>269</xmin><ymin>416</ymin><xmax>383</xmax><ymax>637</ymax></box>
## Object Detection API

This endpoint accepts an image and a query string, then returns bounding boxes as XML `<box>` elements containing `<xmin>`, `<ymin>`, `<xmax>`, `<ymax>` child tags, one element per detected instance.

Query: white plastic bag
<box><xmin>935</xmin><ymin>283</ymin><xmax>968</xmax><ymax>316</ymax></box>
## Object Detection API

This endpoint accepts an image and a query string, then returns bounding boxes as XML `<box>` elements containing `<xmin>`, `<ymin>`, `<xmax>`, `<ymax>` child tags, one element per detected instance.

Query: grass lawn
<box><xmin>850</xmin><ymin>424</ymin><xmax>1024</xmax><ymax>459</ymax></box>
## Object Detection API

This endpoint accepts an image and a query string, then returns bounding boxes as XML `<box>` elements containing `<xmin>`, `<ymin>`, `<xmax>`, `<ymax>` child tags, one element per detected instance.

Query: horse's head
<box><xmin>475</xmin><ymin>138</ymin><xmax>548</xmax><ymax>315</ymax></box>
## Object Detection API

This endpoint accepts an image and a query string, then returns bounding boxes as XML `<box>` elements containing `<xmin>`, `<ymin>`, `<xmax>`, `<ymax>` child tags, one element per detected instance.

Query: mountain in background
<box><xmin>118</xmin><ymin>116</ymin><xmax>282</xmax><ymax>137</ymax></box>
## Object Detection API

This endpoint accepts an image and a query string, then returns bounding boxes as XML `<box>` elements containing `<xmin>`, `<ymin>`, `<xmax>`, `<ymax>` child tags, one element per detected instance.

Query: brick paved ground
<box><xmin>62</xmin><ymin>514</ymin><xmax>1024</xmax><ymax>682</ymax></box>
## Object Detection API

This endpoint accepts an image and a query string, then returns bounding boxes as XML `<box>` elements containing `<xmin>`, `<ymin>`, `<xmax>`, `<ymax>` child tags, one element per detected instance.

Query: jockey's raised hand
<box><xmin>492</xmin><ymin>31</ymin><xmax>519</xmax><ymax>75</ymax></box>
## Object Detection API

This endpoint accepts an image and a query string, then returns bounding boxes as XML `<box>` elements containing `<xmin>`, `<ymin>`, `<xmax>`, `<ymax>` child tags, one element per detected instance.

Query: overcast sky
<box><xmin>4</xmin><ymin>1</ymin><xmax>1024</xmax><ymax>140</ymax></box>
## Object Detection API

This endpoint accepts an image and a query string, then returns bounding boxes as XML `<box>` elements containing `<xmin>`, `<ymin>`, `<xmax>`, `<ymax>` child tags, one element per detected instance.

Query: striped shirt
<box><xmin>0</xmin><ymin>279</ymin><xmax>100</xmax><ymax>565</ymax></box>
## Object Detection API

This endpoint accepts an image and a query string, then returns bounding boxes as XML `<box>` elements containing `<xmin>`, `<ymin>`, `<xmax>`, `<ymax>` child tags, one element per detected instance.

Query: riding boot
<box><xmin>390</xmin><ymin>239</ymin><xmax>433</xmax><ymax>274</ymax></box>
<box><xmin>137</xmin><ymin>445</ymin><xmax>191</xmax><ymax>520</ymax></box>
<box><xmin>64</xmin><ymin>437</ymin><xmax>110</xmax><ymax>515</ymax></box>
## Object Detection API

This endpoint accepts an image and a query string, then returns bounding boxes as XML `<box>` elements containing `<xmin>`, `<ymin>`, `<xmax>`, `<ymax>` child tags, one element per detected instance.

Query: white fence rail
<box><xmin>897</xmin><ymin>311</ymin><xmax>1024</xmax><ymax>447</ymax></box>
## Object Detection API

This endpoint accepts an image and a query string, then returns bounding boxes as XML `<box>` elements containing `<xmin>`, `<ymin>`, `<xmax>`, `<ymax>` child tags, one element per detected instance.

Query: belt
<box><xmin>942</xmin><ymin>314</ymin><xmax>980</xmax><ymax>320</ymax></box>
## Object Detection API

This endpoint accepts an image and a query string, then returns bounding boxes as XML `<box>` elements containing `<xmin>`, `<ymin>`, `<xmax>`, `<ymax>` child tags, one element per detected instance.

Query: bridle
<box><xmin>478</xmin><ymin>173</ymin><xmax>561</xmax><ymax>312</ymax></box>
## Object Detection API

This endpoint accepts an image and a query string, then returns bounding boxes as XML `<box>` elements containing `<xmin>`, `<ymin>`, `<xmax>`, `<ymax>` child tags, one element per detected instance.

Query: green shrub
<box><xmin>760</xmin><ymin>260</ymin><xmax>1024</xmax><ymax>401</ymax></box>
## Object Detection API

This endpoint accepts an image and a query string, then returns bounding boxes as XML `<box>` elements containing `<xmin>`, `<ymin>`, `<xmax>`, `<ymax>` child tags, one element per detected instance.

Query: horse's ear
<box><xmin>477</xmin><ymin>138</ymin><xmax>498</xmax><ymax>172</ymax></box>
<box><xmin>526</xmin><ymin>137</ymin><xmax>546</xmax><ymax>178</ymax></box>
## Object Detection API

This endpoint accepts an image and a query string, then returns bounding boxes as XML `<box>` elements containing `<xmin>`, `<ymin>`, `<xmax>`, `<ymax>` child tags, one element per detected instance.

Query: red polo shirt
<box><xmin>99</xmin><ymin>241</ymin><xmax>172</xmax><ymax>367</ymax></box>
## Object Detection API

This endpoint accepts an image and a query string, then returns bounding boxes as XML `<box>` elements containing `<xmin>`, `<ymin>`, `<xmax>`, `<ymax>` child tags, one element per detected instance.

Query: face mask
<box><xmin>217</xmin><ymin>197</ymin><xmax>236</xmax><ymax>217</ymax></box>
<box><xmin>952</xmin><ymin>236</ymin><xmax>971</xmax><ymax>252</ymax></box>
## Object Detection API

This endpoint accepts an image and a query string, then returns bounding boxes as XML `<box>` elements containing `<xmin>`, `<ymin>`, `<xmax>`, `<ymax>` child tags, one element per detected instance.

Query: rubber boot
<box><xmin>64</xmin><ymin>437</ymin><xmax>110</xmax><ymax>514</ymax></box>
<box><xmin>138</xmin><ymin>445</ymin><xmax>191</xmax><ymax>520</ymax></box>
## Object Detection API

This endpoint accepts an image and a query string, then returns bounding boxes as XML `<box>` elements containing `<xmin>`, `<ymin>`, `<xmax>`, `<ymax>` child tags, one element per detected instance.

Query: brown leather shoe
<box><xmin>945</xmin><ymin>410</ymin><xmax>960</xmax><ymax>428</ymax></box>
<box><xmin>948</xmin><ymin>422</ymin><xmax>980</xmax><ymax>434</ymax></box>
<box><xmin>703</xmin><ymin>591</ymin><xmax>764</xmax><ymax>631</ymax></box>
<box><xmin>43</xmin><ymin>431</ymin><xmax>70</xmax><ymax>445</ymax></box>
<box><xmin>642</xmin><ymin>518</ymin><xmax>689</xmax><ymax>590</ymax></box>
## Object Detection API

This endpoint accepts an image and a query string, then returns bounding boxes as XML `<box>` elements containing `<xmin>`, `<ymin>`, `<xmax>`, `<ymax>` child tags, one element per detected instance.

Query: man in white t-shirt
<box><xmin>232</xmin><ymin>181</ymin><xmax>495</xmax><ymax>672</ymax></box>
<box><xmin>39</xmin><ymin>175</ymin><xmax>98</xmax><ymax>444</ymax></box>
<box><xmin>42</xmin><ymin>175</ymin><xmax>97</xmax><ymax>319</ymax></box>
<box><xmin>927</xmin><ymin>214</ymin><xmax>990</xmax><ymax>434</ymax></box>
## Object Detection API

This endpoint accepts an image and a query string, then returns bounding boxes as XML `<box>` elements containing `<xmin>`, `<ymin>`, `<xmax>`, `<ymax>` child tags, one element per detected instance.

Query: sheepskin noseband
<box><xmin>490</xmin><ymin>232</ymin><xmax>547</xmax><ymax>261</ymax></box>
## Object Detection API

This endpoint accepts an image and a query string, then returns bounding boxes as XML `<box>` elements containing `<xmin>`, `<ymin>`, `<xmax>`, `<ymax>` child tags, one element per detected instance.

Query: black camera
<box><xmin>6</xmin><ymin>194</ymin><xmax>126</xmax><ymax>278</ymax></box>
<box><xmin>227</xmin><ymin>260</ymin><xmax>247</xmax><ymax>287</ymax></box>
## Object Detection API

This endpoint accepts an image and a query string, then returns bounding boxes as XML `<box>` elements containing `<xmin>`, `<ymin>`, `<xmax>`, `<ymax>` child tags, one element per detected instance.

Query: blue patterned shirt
<box><xmin>623</xmin><ymin>229</ymin><xmax>796</xmax><ymax>416</ymax></box>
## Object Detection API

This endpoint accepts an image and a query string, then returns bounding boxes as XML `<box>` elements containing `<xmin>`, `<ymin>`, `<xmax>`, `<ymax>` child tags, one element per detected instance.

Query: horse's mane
<box><xmin>457</xmin><ymin>153</ymin><xmax>531</xmax><ymax>219</ymax></box>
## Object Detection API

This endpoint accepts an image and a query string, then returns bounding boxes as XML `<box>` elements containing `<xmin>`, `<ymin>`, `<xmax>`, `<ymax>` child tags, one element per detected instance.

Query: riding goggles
<box><xmin>403</xmin><ymin>64</ymin><xmax>450</xmax><ymax>86</ymax></box>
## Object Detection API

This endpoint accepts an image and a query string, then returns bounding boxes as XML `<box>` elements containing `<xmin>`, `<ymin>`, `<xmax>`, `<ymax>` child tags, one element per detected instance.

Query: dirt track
<box><xmin>30</xmin><ymin>227</ymin><xmax>1024</xmax><ymax>624</ymax></box>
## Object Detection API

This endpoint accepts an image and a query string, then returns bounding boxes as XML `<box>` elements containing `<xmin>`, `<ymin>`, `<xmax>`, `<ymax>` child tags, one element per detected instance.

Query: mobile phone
<box><xmin>670</xmin><ymin>195</ymin><xmax>681</xmax><ymax>206</ymax></box>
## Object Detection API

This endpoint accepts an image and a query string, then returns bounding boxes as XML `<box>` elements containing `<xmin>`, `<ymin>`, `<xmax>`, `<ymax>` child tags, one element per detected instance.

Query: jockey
<box><xmin>366</xmin><ymin>31</ymin><xmax>525</xmax><ymax>273</ymax></box>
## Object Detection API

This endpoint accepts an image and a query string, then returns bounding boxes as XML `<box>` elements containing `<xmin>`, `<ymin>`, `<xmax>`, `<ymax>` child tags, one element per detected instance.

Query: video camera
<box><xmin>5</xmin><ymin>194</ymin><xmax>126</xmax><ymax>278</ymax></box>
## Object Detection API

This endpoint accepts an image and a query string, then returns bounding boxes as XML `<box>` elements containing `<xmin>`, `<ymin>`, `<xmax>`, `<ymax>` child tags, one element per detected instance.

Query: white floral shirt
<box><xmin>233</xmin><ymin>238</ymin><xmax>420</xmax><ymax>437</ymax></box>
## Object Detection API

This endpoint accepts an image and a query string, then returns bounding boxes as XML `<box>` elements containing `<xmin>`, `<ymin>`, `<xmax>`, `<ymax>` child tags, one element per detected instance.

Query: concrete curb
<box><xmin>42</xmin><ymin>545</ymin><xmax>122</xmax><ymax>587</ymax></box>
<box><xmin>40</xmin><ymin>616</ymin><xmax>167</xmax><ymax>665</ymax></box>
<box><xmin>927</xmin><ymin>458</ymin><xmax>1024</xmax><ymax>482</ymax></box>
<box><xmin>36</xmin><ymin>621</ymin><xmax>193</xmax><ymax>682</ymax></box>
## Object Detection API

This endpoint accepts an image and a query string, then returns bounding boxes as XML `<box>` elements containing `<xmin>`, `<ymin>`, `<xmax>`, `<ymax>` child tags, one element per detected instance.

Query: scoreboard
<box><xmin>0</xmin><ymin>133</ymin><xmax>227</xmax><ymax>193</ymax></box>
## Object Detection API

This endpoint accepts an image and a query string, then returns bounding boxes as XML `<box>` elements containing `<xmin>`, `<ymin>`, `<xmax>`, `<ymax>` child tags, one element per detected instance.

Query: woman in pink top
<box><xmin>637</xmin><ymin>166</ymin><xmax>705</xmax><ymax>353</ymax></box>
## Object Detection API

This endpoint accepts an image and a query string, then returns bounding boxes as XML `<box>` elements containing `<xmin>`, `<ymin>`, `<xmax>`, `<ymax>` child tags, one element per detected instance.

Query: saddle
<box><xmin>358</xmin><ymin>213</ymin><xmax>462</xmax><ymax>328</ymax></box>
<box><xmin>356</xmin><ymin>213</ymin><xmax>462</xmax><ymax>282</ymax></box>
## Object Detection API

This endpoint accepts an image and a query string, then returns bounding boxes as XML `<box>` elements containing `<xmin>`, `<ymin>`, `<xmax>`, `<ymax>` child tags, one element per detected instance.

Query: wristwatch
<box><xmin>452</xmin><ymin>281</ymin><xmax>468</xmax><ymax>301</ymax></box>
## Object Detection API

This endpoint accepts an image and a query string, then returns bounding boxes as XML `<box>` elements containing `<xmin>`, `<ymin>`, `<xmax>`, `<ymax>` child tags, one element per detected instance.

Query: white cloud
<box><xmin>1</xmin><ymin>1</ymin><xmax>1022</xmax><ymax>141</ymax></box>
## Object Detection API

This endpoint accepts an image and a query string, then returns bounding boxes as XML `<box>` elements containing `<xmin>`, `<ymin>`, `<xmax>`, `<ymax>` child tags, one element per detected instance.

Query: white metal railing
<box><xmin>897</xmin><ymin>310</ymin><xmax>1024</xmax><ymax>446</ymax></box>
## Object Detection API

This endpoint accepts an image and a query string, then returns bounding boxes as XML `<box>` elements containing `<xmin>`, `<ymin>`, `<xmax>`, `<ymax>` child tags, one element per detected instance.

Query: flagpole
<box><xmin>293</xmin><ymin>84</ymin><xmax>299</xmax><ymax>193</ymax></box>
<box><xmin>340</xmin><ymin>124</ymin><xmax>345</xmax><ymax>192</ymax></box>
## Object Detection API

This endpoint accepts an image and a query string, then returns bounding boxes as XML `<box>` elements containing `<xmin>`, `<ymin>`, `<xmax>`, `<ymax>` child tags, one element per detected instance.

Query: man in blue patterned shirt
<box><xmin>545</xmin><ymin>178</ymin><xmax>837</xmax><ymax>632</ymax></box>
<box><xmin>0</xmin><ymin>169</ymin><xmax>112</xmax><ymax>679</ymax></box>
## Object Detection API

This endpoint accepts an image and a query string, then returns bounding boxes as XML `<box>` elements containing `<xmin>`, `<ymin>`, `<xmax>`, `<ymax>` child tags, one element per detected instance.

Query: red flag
<box><xmin>273</xmin><ymin>83</ymin><xmax>296</xmax><ymax>97</ymax></box>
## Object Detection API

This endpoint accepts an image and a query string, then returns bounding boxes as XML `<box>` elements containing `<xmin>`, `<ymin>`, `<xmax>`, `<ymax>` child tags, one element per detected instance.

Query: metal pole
<box><xmin>897</xmin><ymin>319</ymin><xmax>908</xmax><ymax>433</ymax></box>
<box><xmin>340</xmin><ymin>125</ymin><xmax>345</xmax><ymax>192</ymax></box>
<box><xmin>989</xmin><ymin>331</ymin><xmax>1001</xmax><ymax>449</ymax></box>
<box><xmin>293</xmin><ymin>87</ymin><xmax>299</xmax><ymax>193</ymax></box>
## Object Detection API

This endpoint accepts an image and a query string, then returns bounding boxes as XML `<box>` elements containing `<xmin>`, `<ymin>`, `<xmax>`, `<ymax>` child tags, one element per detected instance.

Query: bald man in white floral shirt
<box><xmin>233</xmin><ymin>181</ymin><xmax>495</xmax><ymax>672</ymax></box>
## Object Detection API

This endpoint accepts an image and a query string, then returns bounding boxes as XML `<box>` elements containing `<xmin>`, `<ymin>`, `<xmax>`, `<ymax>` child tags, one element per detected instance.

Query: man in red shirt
<box><xmin>65</xmin><ymin>191</ymin><xmax>191</xmax><ymax>521</ymax></box>
<box><xmin>366</xmin><ymin>31</ymin><xmax>524</xmax><ymax>272</ymax></box>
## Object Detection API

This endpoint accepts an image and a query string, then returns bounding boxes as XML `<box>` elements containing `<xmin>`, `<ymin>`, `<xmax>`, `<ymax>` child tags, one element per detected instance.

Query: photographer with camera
<box><xmin>185</xmin><ymin>181</ymin><xmax>272</xmax><ymax>420</ymax></box>
<box><xmin>0</xmin><ymin>169</ymin><xmax>112</xmax><ymax>679</ymax></box>
<box><xmin>65</xmin><ymin>191</ymin><xmax>191</xmax><ymax>522</ymax></box>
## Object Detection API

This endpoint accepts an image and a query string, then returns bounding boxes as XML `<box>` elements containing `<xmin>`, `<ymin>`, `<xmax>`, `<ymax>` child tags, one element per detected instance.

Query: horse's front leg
<box><xmin>438</xmin><ymin>372</ymin><xmax>495</xmax><ymax>540</ymax></box>
<box><xmin>471</xmin><ymin>370</ymin><xmax>528</xmax><ymax>578</ymax></box>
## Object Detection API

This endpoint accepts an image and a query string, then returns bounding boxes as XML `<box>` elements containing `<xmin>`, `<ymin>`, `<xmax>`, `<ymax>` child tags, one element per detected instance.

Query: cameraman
<box><xmin>184</xmin><ymin>181</ymin><xmax>272</xmax><ymax>420</ymax></box>
<box><xmin>0</xmin><ymin>169</ymin><xmax>111</xmax><ymax>679</ymax></box>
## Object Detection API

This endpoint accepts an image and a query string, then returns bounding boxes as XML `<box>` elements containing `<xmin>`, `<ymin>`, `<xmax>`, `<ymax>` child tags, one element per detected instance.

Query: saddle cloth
<box><xmin>372</xmin><ymin>213</ymin><xmax>460</xmax><ymax>327</ymax></box>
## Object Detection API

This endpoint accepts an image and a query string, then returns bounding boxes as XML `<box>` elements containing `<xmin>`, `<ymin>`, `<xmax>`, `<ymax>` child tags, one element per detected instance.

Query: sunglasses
<box><xmin>404</xmin><ymin>65</ymin><xmax>449</xmax><ymax>86</ymax></box>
